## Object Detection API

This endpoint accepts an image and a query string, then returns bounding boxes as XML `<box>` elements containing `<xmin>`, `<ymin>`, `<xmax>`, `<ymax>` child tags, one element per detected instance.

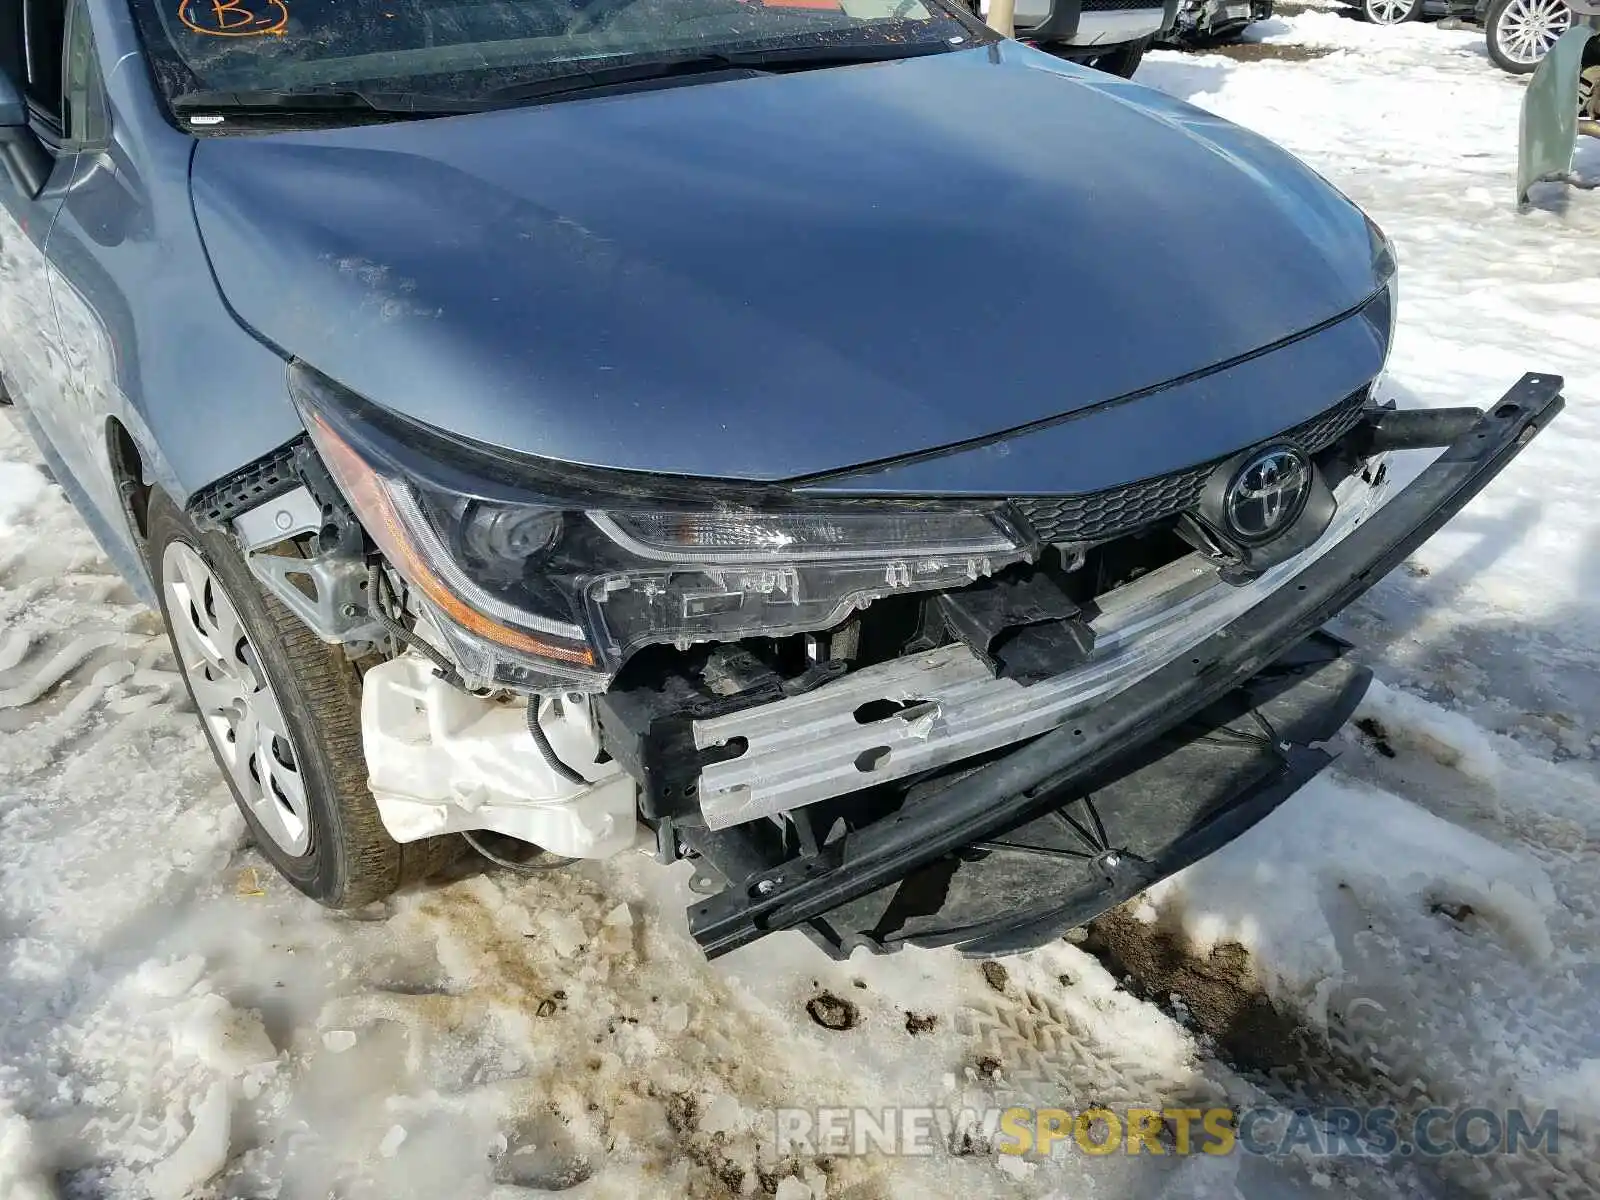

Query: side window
<box><xmin>0</xmin><ymin>2</ymin><xmax>22</xmax><ymax>98</ymax></box>
<box><xmin>21</xmin><ymin>0</ymin><xmax>64</xmax><ymax>131</ymax></box>
<box><xmin>62</xmin><ymin>2</ymin><xmax>106</xmax><ymax>145</ymax></box>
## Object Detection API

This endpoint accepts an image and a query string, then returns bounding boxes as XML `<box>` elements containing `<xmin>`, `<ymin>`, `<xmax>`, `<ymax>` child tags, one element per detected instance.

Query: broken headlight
<box><xmin>291</xmin><ymin>365</ymin><xmax>1028</xmax><ymax>691</ymax></box>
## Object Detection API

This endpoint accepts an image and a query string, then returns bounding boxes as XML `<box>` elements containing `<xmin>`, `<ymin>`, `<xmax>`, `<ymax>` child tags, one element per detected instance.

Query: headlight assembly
<box><xmin>291</xmin><ymin>364</ymin><xmax>1029</xmax><ymax>691</ymax></box>
<box><xmin>1360</xmin><ymin>214</ymin><xmax>1399</xmax><ymax>380</ymax></box>
<box><xmin>1365</xmin><ymin>213</ymin><xmax>1397</xmax><ymax>286</ymax></box>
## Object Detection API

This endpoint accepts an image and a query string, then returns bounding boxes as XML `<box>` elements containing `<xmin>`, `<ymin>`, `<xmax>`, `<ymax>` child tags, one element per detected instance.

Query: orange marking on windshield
<box><xmin>178</xmin><ymin>0</ymin><xmax>290</xmax><ymax>37</ymax></box>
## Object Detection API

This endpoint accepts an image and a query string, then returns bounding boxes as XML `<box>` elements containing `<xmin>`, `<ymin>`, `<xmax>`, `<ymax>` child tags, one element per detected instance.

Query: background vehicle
<box><xmin>1159</xmin><ymin>0</ymin><xmax>1274</xmax><ymax>48</ymax></box>
<box><xmin>1348</xmin><ymin>0</ymin><xmax>1460</xmax><ymax>25</ymax></box>
<box><xmin>1334</xmin><ymin>0</ymin><xmax>1492</xmax><ymax>25</ymax></box>
<box><xmin>1486</xmin><ymin>0</ymin><xmax>1599</xmax><ymax>73</ymax></box>
<box><xmin>977</xmin><ymin>0</ymin><xmax>1181</xmax><ymax>75</ymax></box>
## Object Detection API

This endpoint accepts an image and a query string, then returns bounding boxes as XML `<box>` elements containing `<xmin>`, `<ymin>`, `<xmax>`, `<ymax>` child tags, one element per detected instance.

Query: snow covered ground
<box><xmin>2</xmin><ymin>12</ymin><xmax>1598</xmax><ymax>1200</ymax></box>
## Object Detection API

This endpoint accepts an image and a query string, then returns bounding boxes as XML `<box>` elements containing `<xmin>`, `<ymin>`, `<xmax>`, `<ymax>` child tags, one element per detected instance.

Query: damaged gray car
<box><xmin>0</xmin><ymin>0</ymin><xmax>1562</xmax><ymax>959</ymax></box>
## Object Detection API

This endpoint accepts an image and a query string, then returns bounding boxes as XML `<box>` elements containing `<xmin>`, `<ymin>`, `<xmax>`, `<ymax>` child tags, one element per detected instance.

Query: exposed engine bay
<box><xmin>196</xmin><ymin>373</ymin><xmax>1564</xmax><ymax>958</ymax></box>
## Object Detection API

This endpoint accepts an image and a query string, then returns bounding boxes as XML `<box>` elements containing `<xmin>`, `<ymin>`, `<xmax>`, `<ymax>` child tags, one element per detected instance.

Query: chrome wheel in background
<box><xmin>1362</xmin><ymin>0</ymin><xmax>1422</xmax><ymax>25</ymax></box>
<box><xmin>1489</xmin><ymin>0</ymin><xmax>1573</xmax><ymax>68</ymax></box>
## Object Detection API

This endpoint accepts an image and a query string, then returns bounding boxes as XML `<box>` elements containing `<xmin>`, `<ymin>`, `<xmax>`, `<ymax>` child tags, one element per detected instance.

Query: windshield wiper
<box><xmin>462</xmin><ymin>52</ymin><xmax>772</xmax><ymax>106</ymax></box>
<box><xmin>171</xmin><ymin>40</ymin><xmax>958</xmax><ymax>120</ymax></box>
<box><xmin>468</xmin><ymin>40</ymin><xmax>957</xmax><ymax>106</ymax></box>
<box><xmin>170</xmin><ymin>88</ymin><xmax>475</xmax><ymax>120</ymax></box>
<box><xmin>719</xmin><ymin>40</ymin><xmax>958</xmax><ymax>68</ymax></box>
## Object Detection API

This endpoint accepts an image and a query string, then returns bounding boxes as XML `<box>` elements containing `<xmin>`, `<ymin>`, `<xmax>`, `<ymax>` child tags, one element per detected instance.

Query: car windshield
<box><xmin>130</xmin><ymin>0</ymin><xmax>977</xmax><ymax>102</ymax></box>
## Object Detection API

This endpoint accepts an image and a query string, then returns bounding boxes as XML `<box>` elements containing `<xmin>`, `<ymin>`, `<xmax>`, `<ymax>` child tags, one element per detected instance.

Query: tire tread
<box><xmin>146</xmin><ymin>491</ymin><xmax>455</xmax><ymax>908</ymax></box>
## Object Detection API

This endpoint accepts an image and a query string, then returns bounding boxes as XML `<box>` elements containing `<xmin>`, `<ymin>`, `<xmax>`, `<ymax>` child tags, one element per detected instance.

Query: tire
<box><xmin>1084</xmin><ymin>35</ymin><xmax>1153</xmax><ymax>79</ymax></box>
<box><xmin>1484</xmin><ymin>0</ymin><xmax>1573</xmax><ymax>74</ymax></box>
<box><xmin>147</xmin><ymin>491</ymin><xmax>454</xmax><ymax>906</ymax></box>
<box><xmin>1362</xmin><ymin>0</ymin><xmax>1422</xmax><ymax>23</ymax></box>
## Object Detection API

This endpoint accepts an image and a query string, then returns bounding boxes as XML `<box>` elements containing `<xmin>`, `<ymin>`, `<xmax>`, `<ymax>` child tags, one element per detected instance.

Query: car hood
<box><xmin>190</xmin><ymin>43</ymin><xmax>1384</xmax><ymax>484</ymax></box>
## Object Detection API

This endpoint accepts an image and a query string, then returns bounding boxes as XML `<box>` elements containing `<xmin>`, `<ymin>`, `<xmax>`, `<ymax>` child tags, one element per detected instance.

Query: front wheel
<box><xmin>148</xmin><ymin>491</ymin><xmax>453</xmax><ymax>906</ymax></box>
<box><xmin>1485</xmin><ymin>0</ymin><xmax>1573</xmax><ymax>73</ymax></box>
<box><xmin>1082</xmin><ymin>35</ymin><xmax>1153</xmax><ymax>79</ymax></box>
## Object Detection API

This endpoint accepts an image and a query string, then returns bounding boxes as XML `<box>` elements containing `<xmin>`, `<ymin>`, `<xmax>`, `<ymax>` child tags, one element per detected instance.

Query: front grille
<box><xmin>1080</xmin><ymin>0</ymin><xmax>1164</xmax><ymax>10</ymax></box>
<box><xmin>1013</xmin><ymin>389</ymin><xmax>1370</xmax><ymax>546</ymax></box>
<box><xmin>1288</xmin><ymin>388</ymin><xmax>1373</xmax><ymax>452</ymax></box>
<box><xmin>1016</xmin><ymin>465</ymin><xmax>1212</xmax><ymax>546</ymax></box>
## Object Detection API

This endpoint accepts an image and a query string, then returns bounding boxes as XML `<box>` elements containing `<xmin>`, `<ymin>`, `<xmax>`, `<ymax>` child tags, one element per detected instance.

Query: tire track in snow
<box><xmin>0</xmin><ymin>631</ymin><xmax>150</xmax><ymax>710</ymax></box>
<box><xmin>1085</xmin><ymin>684</ymin><xmax>1600</xmax><ymax>1200</ymax></box>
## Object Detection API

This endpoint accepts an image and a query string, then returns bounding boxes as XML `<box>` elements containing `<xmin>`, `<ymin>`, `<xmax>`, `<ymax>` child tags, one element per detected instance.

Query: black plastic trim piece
<box><xmin>687</xmin><ymin>373</ymin><xmax>1564</xmax><ymax>958</ymax></box>
<box><xmin>950</xmin><ymin>745</ymin><xmax>1333</xmax><ymax>958</ymax></box>
<box><xmin>1362</xmin><ymin>406</ymin><xmax>1485</xmax><ymax>454</ymax></box>
<box><xmin>187</xmin><ymin>437</ymin><xmax>305</xmax><ymax>530</ymax></box>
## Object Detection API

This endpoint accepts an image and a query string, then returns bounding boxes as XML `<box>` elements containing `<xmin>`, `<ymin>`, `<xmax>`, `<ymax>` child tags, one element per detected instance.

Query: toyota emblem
<box><xmin>1224</xmin><ymin>446</ymin><xmax>1311</xmax><ymax>542</ymax></box>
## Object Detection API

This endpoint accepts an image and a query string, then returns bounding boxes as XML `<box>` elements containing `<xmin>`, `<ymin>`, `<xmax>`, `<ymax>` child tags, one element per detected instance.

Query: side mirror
<box><xmin>0</xmin><ymin>70</ymin><xmax>25</xmax><ymax>128</ymax></box>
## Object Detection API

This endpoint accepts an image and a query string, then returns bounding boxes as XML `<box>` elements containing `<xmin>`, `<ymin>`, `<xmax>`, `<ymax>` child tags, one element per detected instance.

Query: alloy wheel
<box><xmin>1364</xmin><ymin>0</ymin><xmax>1416</xmax><ymax>24</ymax></box>
<box><xmin>1493</xmin><ymin>0</ymin><xmax>1573</xmax><ymax>65</ymax></box>
<box><xmin>163</xmin><ymin>541</ymin><xmax>312</xmax><ymax>856</ymax></box>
